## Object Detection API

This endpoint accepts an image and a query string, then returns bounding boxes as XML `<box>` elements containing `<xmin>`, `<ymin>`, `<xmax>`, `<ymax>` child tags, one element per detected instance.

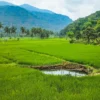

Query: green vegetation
<box><xmin>19</xmin><ymin>39</ymin><xmax>100</xmax><ymax>68</ymax></box>
<box><xmin>0</xmin><ymin>41</ymin><xmax>63</xmax><ymax>66</ymax></box>
<box><xmin>0</xmin><ymin>2</ymin><xmax>100</xmax><ymax>100</ymax></box>
<box><xmin>0</xmin><ymin>22</ymin><xmax>54</xmax><ymax>39</ymax></box>
<box><xmin>0</xmin><ymin>38</ymin><xmax>100</xmax><ymax>67</ymax></box>
<box><xmin>60</xmin><ymin>11</ymin><xmax>100</xmax><ymax>44</ymax></box>
<box><xmin>0</xmin><ymin>38</ymin><xmax>100</xmax><ymax>100</ymax></box>
<box><xmin>0</xmin><ymin>38</ymin><xmax>100</xmax><ymax>68</ymax></box>
<box><xmin>1</xmin><ymin>64</ymin><xmax>100</xmax><ymax>100</ymax></box>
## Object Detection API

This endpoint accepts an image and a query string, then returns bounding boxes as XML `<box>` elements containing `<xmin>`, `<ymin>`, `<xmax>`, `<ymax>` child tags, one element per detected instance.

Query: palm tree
<box><xmin>4</xmin><ymin>26</ymin><xmax>10</xmax><ymax>37</ymax></box>
<box><xmin>20</xmin><ymin>27</ymin><xmax>26</xmax><ymax>37</ymax></box>
<box><xmin>31</xmin><ymin>27</ymin><xmax>36</xmax><ymax>37</ymax></box>
<box><xmin>0</xmin><ymin>22</ymin><xmax>3</xmax><ymax>37</ymax></box>
<box><xmin>10</xmin><ymin>26</ymin><xmax>17</xmax><ymax>37</ymax></box>
<box><xmin>0</xmin><ymin>22</ymin><xmax>3</xmax><ymax>29</ymax></box>
<box><xmin>26</xmin><ymin>29</ymin><xmax>30</xmax><ymax>36</ymax></box>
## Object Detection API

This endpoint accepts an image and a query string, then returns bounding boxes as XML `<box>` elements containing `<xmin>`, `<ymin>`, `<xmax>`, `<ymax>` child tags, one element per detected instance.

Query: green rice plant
<box><xmin>18</xmin><ymin>39</ymin><xmax>100</xmax><ymax>68</ymax></box>
<box><xmin>0</xmin><ymin>42</ymin><xmax>64</xmax><ymax>66</ymax></box>
<box><xmin>0</xmin><ymin>38</ymin><xmax>100</xmax><ymax>68</ymax></box>
<box><xmin>0</xmin><ymin>64</ymin><xmax>100</xmax><ymax>100</ymax></box>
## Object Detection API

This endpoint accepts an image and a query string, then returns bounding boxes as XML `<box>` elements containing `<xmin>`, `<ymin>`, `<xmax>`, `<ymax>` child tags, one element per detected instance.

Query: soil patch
<box><xmin>29</xmin><ymin>62</ymin><xmax>93</xmax><ymax>74</ymax></box>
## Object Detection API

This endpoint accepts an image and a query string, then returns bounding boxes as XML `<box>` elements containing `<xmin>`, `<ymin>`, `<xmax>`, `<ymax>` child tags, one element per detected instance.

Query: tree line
<box><xmin>66</xmin><ymin>19</ymin><xmax>100</xmax><ymax>44</ymax></box>
<box><xmin>60</xmin><ymin>11</ymin><xmax>100</xmax><ymax>45</ymax></box>
<box><xmin>0</xmin><ymin>22</ymin><xmax>54</xmax><ymax>39</ymax></box>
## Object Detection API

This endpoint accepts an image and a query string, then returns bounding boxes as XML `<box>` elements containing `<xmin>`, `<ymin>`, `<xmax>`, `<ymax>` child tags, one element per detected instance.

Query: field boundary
<box><xmin>20</xmin><ymin>48</ymin><xmax>65</xmax><ymax>61</ymax></box>
<box><xmin>20</xmin><ymin>48</ymin><xmax>95</xmax><ymax>74</ymax></box>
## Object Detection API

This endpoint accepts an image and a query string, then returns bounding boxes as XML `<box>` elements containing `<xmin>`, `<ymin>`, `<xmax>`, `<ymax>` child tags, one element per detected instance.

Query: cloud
<box><xmin>64</xmin><ymin>0</ymin><xmax>100</xmax><ymax>20</ymax></box>
<box><xmin>1</xmin><ymin>0</ymin><xmax>100</xmax><ymax>20</ymax></box>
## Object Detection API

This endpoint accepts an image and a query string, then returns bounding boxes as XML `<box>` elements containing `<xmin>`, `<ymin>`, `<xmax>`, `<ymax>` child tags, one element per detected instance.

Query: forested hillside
<box><xmin>60</xmin><ymin>11</ymin><xmax>100</xmax><ymax>44</ymax></box>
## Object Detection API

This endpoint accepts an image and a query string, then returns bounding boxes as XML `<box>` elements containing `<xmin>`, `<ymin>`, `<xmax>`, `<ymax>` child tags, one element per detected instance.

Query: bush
<box><xmin>69</xmin><ymin>39</ymin><xmax>75</xmax><ymax>43</ymax></box>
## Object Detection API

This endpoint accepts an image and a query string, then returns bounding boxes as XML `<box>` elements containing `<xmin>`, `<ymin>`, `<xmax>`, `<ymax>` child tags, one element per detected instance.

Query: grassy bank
<box><xmin>0</xmin><ymin>38</ymin><xmax>100</xmax><ymax>100</ymax></box>
<box><xmin>0</xmin><ymin>63</ymin><xmax>100</xmax><ymax>100</ymax></box>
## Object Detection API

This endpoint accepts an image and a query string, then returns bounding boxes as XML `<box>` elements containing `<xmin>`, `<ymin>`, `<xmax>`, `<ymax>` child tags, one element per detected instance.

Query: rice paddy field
<box><xmin>0</xmin><ymin>38</ymin><xmax>100</xmax><ymax>100</ymax></box>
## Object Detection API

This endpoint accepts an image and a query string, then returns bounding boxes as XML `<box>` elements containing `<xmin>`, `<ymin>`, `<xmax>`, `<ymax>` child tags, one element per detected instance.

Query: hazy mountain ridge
<box><xmin>0</xmin><ymin>1</ymin><xmax>72</xmax><ymax>31</ymax></box>
<box><xmin>20</xmin><ymin>4</ymin><xmax>54</xmax><ymax>14</ymax></box>
<box><xmin>0</xmin><ymin>1</ymin><xmax>13</xmax><ymax>6</ymax></box>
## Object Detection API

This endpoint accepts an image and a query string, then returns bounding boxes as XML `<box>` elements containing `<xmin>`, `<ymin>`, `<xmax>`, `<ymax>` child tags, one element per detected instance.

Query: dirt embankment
<box><xmin>29</xmin><ymin>62</ymin><xmax>93</xmax><ymax>74</ymax></box>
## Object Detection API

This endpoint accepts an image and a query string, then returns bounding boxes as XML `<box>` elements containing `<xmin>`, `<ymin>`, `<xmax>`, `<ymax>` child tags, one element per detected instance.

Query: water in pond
<box><xmin>42</xmin><ymin>70</ymin><xmax>86</xmax><ymax>77</ymax></box>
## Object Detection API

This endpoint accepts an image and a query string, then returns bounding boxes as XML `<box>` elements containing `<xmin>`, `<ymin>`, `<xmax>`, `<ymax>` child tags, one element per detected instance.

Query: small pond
<box><xmin>42</xmin><ymin>69</ymin><xmax>86</xmax><ymax>77</ymax></box>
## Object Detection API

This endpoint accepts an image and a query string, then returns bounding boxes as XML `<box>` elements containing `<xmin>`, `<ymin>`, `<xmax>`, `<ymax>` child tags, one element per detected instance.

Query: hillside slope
<box><xmin>60</xmin><ymin>11</ymin><xmax>100</xmax><ymax>35</ymax></box>
<box><xmin>0</xmin><ymin>1</ymin><xmax>13</xmax><ymax>6</ymax></box>
<box><xmin>0</xmin><ymin>1</ymin><xmax>72</xmax><ymax>31</ymax></box>
<box><xmin>20</xmin><ymin>4</ymin><xmax>54</xmax><ymax>14</ymax></box>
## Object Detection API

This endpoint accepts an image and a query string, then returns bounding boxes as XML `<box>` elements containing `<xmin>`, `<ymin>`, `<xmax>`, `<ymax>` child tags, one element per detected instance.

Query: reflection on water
<box><xmin>42</xmin><ymin>70</ymin><xmax>86</xmax><ymax>77</ymax></box>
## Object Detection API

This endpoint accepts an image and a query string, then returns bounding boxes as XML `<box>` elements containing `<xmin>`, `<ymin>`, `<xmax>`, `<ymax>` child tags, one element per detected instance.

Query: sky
<box><xmin>1</xmin><ymin>0</ymin><xmax>100</xmax><ymax>20</ymax></box>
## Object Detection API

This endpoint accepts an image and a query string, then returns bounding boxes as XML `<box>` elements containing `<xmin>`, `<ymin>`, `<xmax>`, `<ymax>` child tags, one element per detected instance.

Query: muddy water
<box><xmin>42</xmin><ymin>69</ymin><xmax>86</xmax><ymax>77</ymax></box>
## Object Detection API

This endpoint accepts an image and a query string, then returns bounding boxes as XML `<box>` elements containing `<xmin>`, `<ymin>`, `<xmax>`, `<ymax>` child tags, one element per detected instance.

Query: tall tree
<box><xmin>83</xmin><ymin>27</ymin><xmax>95</xmax><ymax>43</ymax></box>
<box><xmin>94</xmin><ymin>22</ymin><xmax>100</xmax><ymax>43</ymax></box>
<box><xmin>4</xmin><ymin>26</ymin><xmax>10</xmax><ymax>37</ymax></box>
<box><xmin>20</xmin><ymin>27</ymin><xmax>26</xmax><ymax>37</ymax></box>
<box><xmin>0</xmin><ymin>22</ymin><xmax>3</xmax><ymax>37</ymax></box>
<box><xmin>67</xmin><ymin>31</ymin><xmax>74</xmax><ymax>40</ymax></box>
<box><xmin>10</xmin><ymin>26</ymin><xmax>17</xmax><ymax>37</ymax></box>
<box><xmin>31</xmin><ymin>27</ymin><xmax>36</xmax><ymax>37</ymax></box>
<box><xmin>26</xmin><ymin>29</ymin><xmax>30</xmax><ymax>36</ymax></box>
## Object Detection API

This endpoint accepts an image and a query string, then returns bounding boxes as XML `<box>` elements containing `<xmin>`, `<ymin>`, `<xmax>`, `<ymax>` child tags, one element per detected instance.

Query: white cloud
<box><xmin>1</xmin><ymin>0</ymin><xmax>100</xmax><ymax>20</ymax></box>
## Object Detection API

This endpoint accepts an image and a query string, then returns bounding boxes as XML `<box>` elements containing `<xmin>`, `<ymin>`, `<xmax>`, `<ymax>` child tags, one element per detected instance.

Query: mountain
<box><xmin>20</xmin><ymin>4</ymin><xmax>72</xmax><ymax>31</ymax></box>
<box><xmin>0</xmin><ymin>1</ymin><xmax>13</xmax><ymax>6</ymax></box>
<box><xmin>32</xmin><ymin>11</ymin><xmax>72</xmax><ymax>30</ymax></box>
<box><xmin>60</xmin><ymin>11</ymin><xmax>100</xmax><ymax>35</ymax></box>
<box><xmin>0</xmin><ymin>6</ymin><xmax>46</xmax><ymax>28</ymax></box>
<box><xmin>20</xmin><ymin>4</ymin><xmax>73</xmax><ymax>28</ymax></box>
<box><xmin>20</xmin><ymin>4</ymin><xmax>54</xmax><ymax>14</ymax></box>
<box><xmin>0</xmin><ymin>1</ymin><xmax>72</xmax><ymax>31</ymax></box>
